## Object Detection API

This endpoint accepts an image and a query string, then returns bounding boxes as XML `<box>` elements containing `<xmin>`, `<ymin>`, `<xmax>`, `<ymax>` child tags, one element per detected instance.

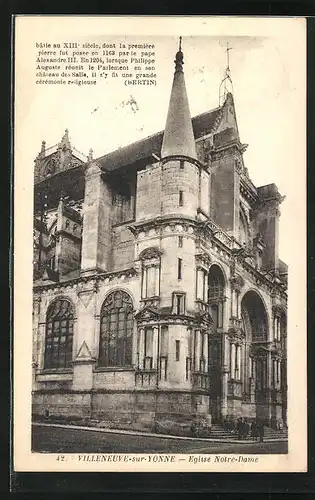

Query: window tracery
<box><xmin>44</xmin><ymin>299</ymin><xmax>74</xmax><ymax>369</ymax></box>
<box><xmin>99</xmin><ymin>290</ymin><xmax>134</xmax><ymax>367</ymax></box>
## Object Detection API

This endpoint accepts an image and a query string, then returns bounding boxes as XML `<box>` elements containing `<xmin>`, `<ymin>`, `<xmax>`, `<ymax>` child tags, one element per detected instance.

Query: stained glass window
<box><xmin>99</xmin><ymin>290</ymin><xmax>134</xmax><ymax>367</ymax></box>
<box><xmin>44</xmin><ymin>299</ymin><xmax>74</xmax><ymax>369</ymax></box>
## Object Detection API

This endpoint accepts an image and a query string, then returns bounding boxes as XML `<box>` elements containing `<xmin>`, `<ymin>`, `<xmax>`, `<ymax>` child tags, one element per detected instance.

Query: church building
<box><xmin>32</xmin><ymin>40</ymin><xmax>288</xmax><ymax>431</ymax></box>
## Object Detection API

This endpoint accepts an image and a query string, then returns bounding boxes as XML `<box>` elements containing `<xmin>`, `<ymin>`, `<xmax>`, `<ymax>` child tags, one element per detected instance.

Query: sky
<box><xmin>15</xmin><ymin>18</ymin><xmax>306</xmax><ymax>265</ymax></box>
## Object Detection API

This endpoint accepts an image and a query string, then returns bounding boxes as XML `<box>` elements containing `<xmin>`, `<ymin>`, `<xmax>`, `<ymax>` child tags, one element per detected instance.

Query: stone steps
<box><xmin>210</xmin><ymin>424</ymin><xmax>288</xmax><ymax>440</ymax></box>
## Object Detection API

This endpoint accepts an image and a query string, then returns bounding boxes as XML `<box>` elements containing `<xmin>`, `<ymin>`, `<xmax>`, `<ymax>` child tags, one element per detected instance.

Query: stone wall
<box><xmin>32</xmin><ymin>388</ymin><xmax>209</xmax><ymax>425</ymax></box>
<box><xmin>136</xmin><ymin>163</ymin><xmax>162</xmax><ymax>221</ymax></box>
<box><xmin>111</xmin><ymin>225</ymin><xmax>135</xmax><ymax>270</ymax></box>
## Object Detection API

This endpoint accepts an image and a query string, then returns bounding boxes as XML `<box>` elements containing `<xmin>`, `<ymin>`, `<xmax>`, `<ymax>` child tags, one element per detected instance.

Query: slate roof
<box><xmin>34</xmin><ymin>104</ymin><xmax>223</xmax><ymax>194</ymax></box>
<box><xmin>97</xmin><ymin>106</ymin><xmax>222</xmax><ymax>173</ymax></box>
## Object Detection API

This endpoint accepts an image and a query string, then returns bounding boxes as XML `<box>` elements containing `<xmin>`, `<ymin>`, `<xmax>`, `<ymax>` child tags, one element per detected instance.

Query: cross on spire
<box><xmin>226</xmin><ymin>41</ymin><xmax>232</xmax><ymax>71</ymax></box>
<box><xmin>219</xmin><ymin>40</ymin><xmax>234</xmax><ymax>105</ymax></box>
<box><xmin>174</xmin><ymin>36</ymin><xmax>184</xmax><ymax>73</ymax></box>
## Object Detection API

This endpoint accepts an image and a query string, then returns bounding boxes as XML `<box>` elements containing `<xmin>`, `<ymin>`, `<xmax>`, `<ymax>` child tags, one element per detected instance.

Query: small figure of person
<box><xmin>237</xmin><ymin>418</ymin><xmax>243</xmax><ymax>439</ymax></box>
<box><xmin>223</xmin><ymin>418</ymin><xmax>228</xmax><ymax>432</ymax></box>
<box><xmin>244</xmin><ymin>418</ymin><xmax>249</xmax><ymax>439</ymax></box>
<box><xmin>251</xmin><ymin>419</ymin><xmax>258</xmax><ymax>441</ymax></box>
<box><xmin>258</xmin><ymin>420</ymin><xmax>264</xmax><ymax>443</ymax></box>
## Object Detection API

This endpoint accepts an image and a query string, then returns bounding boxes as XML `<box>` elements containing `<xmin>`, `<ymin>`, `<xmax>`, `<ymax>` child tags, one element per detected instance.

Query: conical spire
<box><xmin>161</xmin><ymin>37</ymin><xmax>197</xmax><ymax>160</ymax></box>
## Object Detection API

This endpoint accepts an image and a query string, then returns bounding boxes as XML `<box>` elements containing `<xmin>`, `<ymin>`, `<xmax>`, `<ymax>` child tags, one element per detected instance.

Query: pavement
<box><xmin>32</xmin><ymin>423</ymin><xmax>288</xmax><ymax>454</ymax></box>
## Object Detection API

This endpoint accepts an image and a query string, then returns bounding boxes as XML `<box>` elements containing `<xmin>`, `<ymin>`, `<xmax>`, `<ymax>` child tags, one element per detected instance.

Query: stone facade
<box><xmin>32</xmin><ymin>44</ymin><xmax>287</xmax><ymax>430</ymax></box>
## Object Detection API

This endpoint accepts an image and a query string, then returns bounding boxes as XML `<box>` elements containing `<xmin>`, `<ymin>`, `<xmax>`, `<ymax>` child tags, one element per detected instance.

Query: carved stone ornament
<box><xmin>139</xmin><ymin>247</ymin><xmax>163</xmax><ymax>261</ymax></box>
<box><xmin>235</xmin><ymin>158</ymin><xmax>243</xmax><ymax>175</ymax></box>
<box><xmin>272</xmin><ymin>304</ymin><xmax>286</xmax><ymax>317</ymax></box>
<box><xmin>77</xmin><ymin>290</ymin><xmax>94</xmax><ymax>308</ymax></box>
<box><xmin>76</xmin><ymin>341</ymin><xmax>92</xmax><ymax>359</ymax></box>
<box><xmin>228</xmin><ymin>330</ymin><xmax>245</xmax><ymax>343</ymax></box>
<box><xmin>195</xmin><ymin>252</ymin><xmax>212</xmax><ymax>269</ymax></box>
<box><xmin>230</xmin><ymin>274</ymin><xmax>245</xmax><ymax>292</ymax></box>
<box><xmin>135</xmin><ymin>306</ymin><xmax>160</xmax><ymax>322</ymax></box>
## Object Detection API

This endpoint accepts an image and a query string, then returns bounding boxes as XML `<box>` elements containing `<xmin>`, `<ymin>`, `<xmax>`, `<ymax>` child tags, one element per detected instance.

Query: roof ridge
<box><xmin>96</xmin><ymin>104</ymin><xmax>223</xmax><ymax>163</ymax></box>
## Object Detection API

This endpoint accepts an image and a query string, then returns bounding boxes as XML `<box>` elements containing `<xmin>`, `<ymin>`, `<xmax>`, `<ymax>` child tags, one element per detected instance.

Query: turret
<box><xmin>161</xmin><ymin>37</ymin><xmax>197</xmax><ymax>160</ymax></box>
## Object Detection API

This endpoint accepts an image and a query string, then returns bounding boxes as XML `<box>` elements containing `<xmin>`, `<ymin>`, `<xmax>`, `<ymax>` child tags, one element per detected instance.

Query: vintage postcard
<box><xmin>13</xmin><ymin>15</ymin><xmax>307</xmax><ymax>473</ymax></box>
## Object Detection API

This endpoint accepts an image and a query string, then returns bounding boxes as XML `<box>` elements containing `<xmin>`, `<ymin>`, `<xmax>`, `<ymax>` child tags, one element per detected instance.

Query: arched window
<box><xmin>208</xmin><ymin>265</ymin><xmax>225</xmax><ymax>300</ymax></box>
<box><xmin>241</xmin><ymin>291</ymin><xmax>268</xmax><ymax>342</ymax></box>
<box><xmin>99</xmin><ymin>290</ymin><xmax>134</xmax><ymax>367</ymax></box>
<box><xmin>44</xmin><ymin>299</ymin><xmax>74</xmax><ymax>369</ymax></box>
<box><xmin>208</xmin><ymin>265</ymin><xmax>225</xmax><ymax>329</ymax></box>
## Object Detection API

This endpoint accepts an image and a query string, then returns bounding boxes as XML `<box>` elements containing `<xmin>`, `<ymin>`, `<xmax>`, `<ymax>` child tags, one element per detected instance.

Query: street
<box><xmin>32</xmin><ymin>424</ymin><xmax>288</xmax><ymax>454</ymax></box>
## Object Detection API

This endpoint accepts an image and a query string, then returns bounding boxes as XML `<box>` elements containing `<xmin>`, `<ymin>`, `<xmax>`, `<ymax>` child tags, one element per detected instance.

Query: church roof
<box><xmin>97</xmin><ymin>106</ymin><xmax>222</xmax><ymax>173</ymax></box>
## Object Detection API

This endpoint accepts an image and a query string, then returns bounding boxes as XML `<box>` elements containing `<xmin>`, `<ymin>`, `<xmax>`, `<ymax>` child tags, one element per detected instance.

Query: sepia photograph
<box><xmin>13</xmin><ymin>16</ymin><xmax>306</xmax><ymax>472</ymax></box>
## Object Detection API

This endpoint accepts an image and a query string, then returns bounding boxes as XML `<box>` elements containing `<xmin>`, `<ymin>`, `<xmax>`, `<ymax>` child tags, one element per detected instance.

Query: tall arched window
<box><xmin>208</xmin><ymin>265</ymin><xmax>225</xmax><ymax>329</ymax></box>
<box><xmin>241</xmin><ymin>291</ymin><xmax>268</xmax><ymax>342</ymax></box>
<box><xmin>99</xmin><ymin>290</ymin><xmax>134</xmax><ymax>367</ymax></box>
<box><xmin>208</xmin><ymin>265</ymin><xmax>225</xmax><ymax>300</ymax></box>
<box><xmin>44</xmin><ymin>298</ymin><xmax>74</xmax><ymax>369</ymax></box>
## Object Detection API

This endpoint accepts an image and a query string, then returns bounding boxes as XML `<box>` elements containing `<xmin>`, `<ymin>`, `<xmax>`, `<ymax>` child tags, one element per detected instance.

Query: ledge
<box><xmin>94</xmin><ymin>366</ymin><xmax>135</xmax><ymax>373</ymax></box>
<box><xmin>37</xmin><ymin>368</ymin><xmax>73</xmax><ymax>375</ymax></box>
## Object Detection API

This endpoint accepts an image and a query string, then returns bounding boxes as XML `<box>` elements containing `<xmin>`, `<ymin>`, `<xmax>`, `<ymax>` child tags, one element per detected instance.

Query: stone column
<box><xmin>236</xmin><ymin>344</ymin><xmax>241</xmax><ymax>380</ymax></box>
<box><xmin>241</xmin><ymin>343</ymin><xmax>246</xmax><ymax>390</ymax></box>
<box><xmin>277</xmin><ymin>317</ymin><xmax>281</xmax><ymax>341</ymax></box>
<box><xmin>152</xmin><ymin>326</ymin><xmax>159</xmax><ymax>369</ymax></box>
<box><xmin>266</xmin><ymin>352</ymin><xmax>273</xmax><ymax>424</ymax></box>
<box><xmin>32</xmin><ymin>296</ymin><xmax>41</xmax><ymax>368</ymax></box>
<box><xmin>248</xmin><ymin>356</ymin><xmax>252</xmax><ymax>379</ymax></box>
<box><xmin>155</xmin><ymin>266</ymin><xmax>160</xmax><ymax>296</ymax></box>
<box><xmin>196</xmin><ymin>268</ymin><xmax>205</xmax><ymax>300</ymax></box>
<box><xmin>203</xmin><ymin>333</ymin><xmax>208</xmax><ymax>372</ymax></box>
<box><xmin>81</xmin><ymin>162</ymin><xmax>112</xmax><ymax>274</ymax></box>
<box><xmin>138</xmin><ymin>328</ymin><xmax>145</xmax><ymax>369</ymax></box>
<box><xmin>195</xmin><ymin>329</ymin><xmax>201</xmax><ymax>371</ymax></box>
<box><xmin>37</xmin><ymin>322</ymin><xmax>46</xmax><ymax>370</ymax></box>
<box><xmin>278</xmin><ymin>360</ymin><xmax>281</xmax><ymax>389</ymax></box>
<box><xmin>250</xmin><ymin>358</ymin><xmax>256</xmax><ymax>402</ymax></box>
<box><xmin>221</xmin><ymin>333</ymin><xmax>229</xmax><ymax>418</ymax></box>
<box><xmin>230</xmin><ymin>342</ymin><xmax>235</xmax><ymax>379</ymax></box>
<box><xmin>141</xmin><ymin>267</ymin><xmax>146</xmax><ymax>298</ymax></box>
<box><xmin>267</xmin><ymin>351</ymin><xmax>272</xmax><ymax>389</ymax></box>
<box><xmin>231</xmin><ymin>289</ymin><xmax>237</xmax><ymax>317</ymax></box>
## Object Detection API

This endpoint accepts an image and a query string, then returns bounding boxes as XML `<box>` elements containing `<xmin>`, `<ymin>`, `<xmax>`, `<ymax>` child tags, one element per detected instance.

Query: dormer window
<box><xmin>139</xmin><ymin>247</ymin><xmax>162</xmax><ymax>299</ymax></box>
<box><xmin>172</xmin><ymin>292</ymin><xmax>186</xmax><ymax>315</ymax></box>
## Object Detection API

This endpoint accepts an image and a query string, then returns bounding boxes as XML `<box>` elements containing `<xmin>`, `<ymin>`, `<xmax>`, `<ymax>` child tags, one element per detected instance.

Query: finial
<box><xmin>59</xmin><ymin>128</ymin><xmax>71</xmax><ymax>150</ymax></box>
<box><xmin>226</xmin><ymin>41</ymin><xmax>232</xmax><ymax>72</ymax></box>
<box><xmin>41</xmin><ymin>140</ymin><xmax>46</xmax><ymax>153</ymax></box>
<box><xmin>219</xmin><ymin>40</ymin><xmax>234</xmax><ymax>106</ymax></box>
<box><xmin>88</xmin><ymin>148</ymin><xmax>93</xmax><ymax>161</ymax></box>
<box><xmin>174</xmin><ymin>36</ymin><xmax>184</xmax><ymax>73</ymax></box>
